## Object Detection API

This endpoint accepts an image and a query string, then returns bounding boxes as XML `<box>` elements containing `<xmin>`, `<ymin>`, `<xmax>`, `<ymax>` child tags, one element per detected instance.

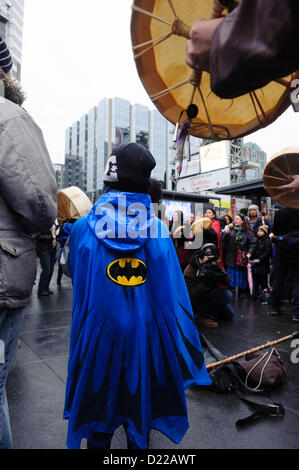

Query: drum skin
<box><xmin>131</xmin><ymin>0</ymin><xmax>298</xmax><ymax>140</ymax></box>
<box><xmin>57</xmin><ymin>187</ymin><xmax>93</xmax><ymax>225</ymax></box>
<box><xmin>263</xmin><ymin>148</ymin><xmax>299</xmax><ymax>209</ymax></box>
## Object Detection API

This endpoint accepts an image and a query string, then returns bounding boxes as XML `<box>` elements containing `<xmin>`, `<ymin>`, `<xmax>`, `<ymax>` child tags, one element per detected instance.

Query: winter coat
<box><xmin>252</xmin><ymin>235</ymin><xmax>272</xmax><ymax>273</ymax></box>
<box><xmin>35</xmin><ymin>231</ymin><xmax>55</xmax><ymax>254</ymax></box>
<box><xmin>272</xmin><ymin>207</ymin><xmax>299</xmax><ymax>264</ymax></box>
<box><xmin>183</xmin><ymin>264</ymin><xmax>210</xmax><ymax>314</ymax></box>
<box><xmin>0</xmin><ymin>98</ymin><xmax>57</xmax><ymax>309</ymax></box>
<box><xmin>210</xmin><ymin>0</ymin><xmax>299</xmax><ymax>99</ymax></box>
<box><xmin>222</xmin><ymin>227</ymin><xmax>257</xmax><ymax>269</ymax></box>
<box><xmin>210</xmin><ymin>218</ymin><xmax>224</xmax><ymax>269</ymax></box>
<box><xmin>203</xmin><ymin>228</ymin><xmax>218</xmax><ymax>246</ymax></box>
<box><xmin>184</xmin><ymin>256</ymin><xmax>230</xmax><ymax>315</ymax></box>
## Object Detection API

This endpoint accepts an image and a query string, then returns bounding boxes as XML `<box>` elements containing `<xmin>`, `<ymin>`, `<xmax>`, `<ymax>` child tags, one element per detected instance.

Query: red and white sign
<box><xmin>177</xmin><ymin>167</ymin><xmax>231</xmax><ymax>193</ymax></box>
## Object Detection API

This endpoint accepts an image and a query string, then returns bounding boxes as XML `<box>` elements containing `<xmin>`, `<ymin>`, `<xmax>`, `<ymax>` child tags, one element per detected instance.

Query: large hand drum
<box><xmin>263</xmin><ymin>148</ymin><xmax>299</xmax><ymax>209</ymax></box>
<box><xmin>131</xmin><ymin>0</ymin><xmax>299</xmax><ymax>140</ymax></box>
<box><xmin>57</xmin><ymin>187</ymin><xmax>93</xmax><ymax>226</ymax></box>
<box><xmin>191</xmin><ymin>217</ymin><xmax>212</xmax><ymax>234</ymax></box>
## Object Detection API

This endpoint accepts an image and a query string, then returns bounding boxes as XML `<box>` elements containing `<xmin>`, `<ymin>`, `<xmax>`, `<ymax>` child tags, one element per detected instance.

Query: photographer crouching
<box><xmin>184</xmin><ymin>243</ymin><xmax>234</xmax><ymax>328</ymax></box>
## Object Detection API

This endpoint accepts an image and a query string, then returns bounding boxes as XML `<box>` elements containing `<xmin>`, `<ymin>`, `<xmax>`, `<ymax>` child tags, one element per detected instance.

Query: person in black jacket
<box><xmin>222</xmin><ymin>213</ymin><xmax>256</xmax><ymax>296</ymax></box>
<box><xmin>186</xmin><ymin>0</ymin><xmax>299</xmax><ymax>99</ymax></box>
<box><xmin>35</xmin><ymin>229</ymin><xmax>56</xmax><ymax>296</ymax></box>
<box><xmin>270</xmin><ymin>207</ymin><xmax>299</xmax><ymax>322</ymax></box>
<box><xmin>251</xmin><ymin>225</ymin><xmax>272</xmax><ymax>299</ymax></box>
<box><xmin>184</xmin><ymin>243</ymin><xmax>233</xmax><ymax>328</ymax></box>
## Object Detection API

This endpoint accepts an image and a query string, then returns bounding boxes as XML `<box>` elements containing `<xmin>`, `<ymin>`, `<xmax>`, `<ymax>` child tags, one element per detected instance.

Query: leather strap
<box><xmin>234</xmin><ymin>389</ymin><xmax>285</xmax><ymax>426</ymax></box>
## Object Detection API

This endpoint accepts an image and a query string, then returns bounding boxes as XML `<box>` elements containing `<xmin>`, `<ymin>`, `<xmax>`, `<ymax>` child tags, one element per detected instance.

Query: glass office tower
<box><xmin>65</xmin><ymin>97</ymin><xmax>178</xmax><ymax>197</ymax></box>
<box><xmin>0</xmin><ymin>0</ymin><xmax>24</xmax><ymax>81</ymax></box>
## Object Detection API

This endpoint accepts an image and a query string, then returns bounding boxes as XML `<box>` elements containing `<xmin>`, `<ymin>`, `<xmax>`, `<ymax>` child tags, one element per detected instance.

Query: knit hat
<box><xmin>103</xmin><ymin>143</ymin><xmax>156</xmax><ymax>193</ymax></box>
<box><xmin>0</xmin><ymin>36</ymin><xmax>12</xmax><ymax>74</ymax></box>
<box><xmin>248</xmin><ymin>204</ymin><xmax>259</xmax><ymax>214</ymax></box>
<box><xmin>258</xmin><ymin>225</ymin><xmax>268</xmax><ymax>235</ymax></box>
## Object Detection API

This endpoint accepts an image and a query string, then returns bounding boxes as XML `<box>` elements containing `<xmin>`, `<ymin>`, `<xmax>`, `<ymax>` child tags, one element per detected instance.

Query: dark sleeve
<box><xmin>272</xmin><ymin>211</ymin><xmax>284</xmax><ymax>236</ymax></box>
<box><xmin>0</xmin><ymin>114</ymin><xmax>57</xmax><ymax>233</ymax></box>
<box><xmin>210</xmin><ymin>0</ymin><xmax>299</xmax><ymax>98</ymax></box>
<box><xmin>203</xmin><ymin>228</ymin><xmax>218</xmax><ymax>245</ymax></box>
<box><xmin>214</xmin><ymin>265</ymin><xmax>231</xmax><ymax>287</ymax></box>
<box><xmin>259</xmin><ymin>240</ymin><xmax>272</xmax><ymax>262</ymax></box>
<box><xmin>221</xmin><ymin>231</ymin><xmax>230</xmax><ymax>251</ymax></box>
<box><xmin>246</xmin><ymin>231</ymin><xmax>257</xmax><ymax>255</ymax></box>
<box><xmin>184</xmin><ymin>264</ymin><xmax>210</xmax><ymax>308</ymax></box>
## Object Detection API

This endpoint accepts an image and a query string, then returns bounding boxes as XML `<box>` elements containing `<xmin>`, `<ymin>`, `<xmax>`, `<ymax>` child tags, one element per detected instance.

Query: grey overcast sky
<box><xmin>22</xmin><ymin>0</ymin><xmax>299</xmax><ymax>165</ymax></box>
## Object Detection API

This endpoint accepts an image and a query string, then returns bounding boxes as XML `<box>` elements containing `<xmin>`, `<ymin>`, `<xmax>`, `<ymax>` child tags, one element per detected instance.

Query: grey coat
<box><xmin>0</xmin><ymin>98</ymin><xmax>57</xmax><ymax>310</ymax></box>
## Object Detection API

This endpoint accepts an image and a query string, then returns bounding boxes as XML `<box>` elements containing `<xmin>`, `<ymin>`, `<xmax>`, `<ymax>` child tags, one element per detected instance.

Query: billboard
<box><xmin>200</xmin><ymin>141</ymin><xmax>230</xmax><ymax>173</ymax></box>
<box><xmin>161</xmin><ymin>200</ymin><xmax>192</xmax><ymax>221</ymax></box>
<box><xmin>177</xmin><ymin>167</ymin><xmax>231</xmax><ymax>193</ymax></box>
<box><xmin>180</xmin><ymin>155</ymin><xmax>200</xmax><ymax>178</ymax></box>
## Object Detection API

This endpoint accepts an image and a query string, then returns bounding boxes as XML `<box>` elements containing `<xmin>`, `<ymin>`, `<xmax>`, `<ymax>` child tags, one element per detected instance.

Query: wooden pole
<box><xmin>206</xmin><ymin>332</ymin><xmax>299</xmax><ymax>371</ymax></box>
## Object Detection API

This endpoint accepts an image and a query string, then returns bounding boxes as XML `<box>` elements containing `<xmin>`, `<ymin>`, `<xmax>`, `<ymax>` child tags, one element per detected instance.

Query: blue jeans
<box><xmin>197</xmin><ymin>288</ymin><xmax>234</xmax><ymax>320</ymax></box>
<box><xmin>0</xmin><ymin>307</ymin><xmax>24</xmax><ymax>449</ymax></box>
<box><xmin>38</xmin><ymin>249</ymin><xmax>56</xmax><ymax>294</ymax></box>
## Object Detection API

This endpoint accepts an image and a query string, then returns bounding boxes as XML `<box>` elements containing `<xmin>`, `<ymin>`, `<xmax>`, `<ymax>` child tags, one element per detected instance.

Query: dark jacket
<box><xmin>35</xmin><ymin>231</ymin><xmax>54</xmax><ymax>254</ymax></box>
<box><xmin>222</xmin><ymin>227</ymin><xmax>257</xmax><ymax>268</ymax></box>
<box><xmin>0</xmin><ymin>98</ymin><xmax>57</xmax><ymax>309</ymax></box>
<box><xmin>184</xmin><ymin>253</ymin><xmax>230</xmax><ymax>314</ymax></box>
<box><xmin>183</xmin><ymin>263</ymin><xmax>210</xmax><ymax>314</ymax></box>
<box><xmin>252</xmin><ymin>235</ymin><xmax>272</xmax><ymax>272</ymax></box>
<box><xmin>210</xmin><ymin>0</ymin><xmax>299</xmax><ymax>98</ymax></box>
<box><xmin>272</xmin><ymin>207</ymin><xmax>299</xmax><ymax>264</ymax></box>
<box><xmin>203</xmin><ymin>228</ymin><xmax>218</xmax><ymax>246</ymax></box>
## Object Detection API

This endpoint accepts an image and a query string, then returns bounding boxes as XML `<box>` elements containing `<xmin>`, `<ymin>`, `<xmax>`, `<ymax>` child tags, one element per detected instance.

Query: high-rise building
<box><xmin>0</xmin><ymin>0</ymin><xmax>24</xmax><ymax>81</ymax></box>
<box><xmin>65</xmin><ymin>97</ymin><xmax>181</xmax><ymax>198</ymax></box>
<box><xmin>53</xmin><ymin>163</ymin><xmax>64</xmax><ymax>190</ymax></box>
<box><xmin>63</xmin><ymin>154</ymin><xmax>83</xmax><ymax>190</ymax></box>
<box><xmin>231</xmin><ymin>139</ymin><xmax>267</xmax><ymax>184</ymax></box>
<box><xmin>177</xmin><ymin>138</ymin><xmax>267</xmax><ymax>195</ymax></box>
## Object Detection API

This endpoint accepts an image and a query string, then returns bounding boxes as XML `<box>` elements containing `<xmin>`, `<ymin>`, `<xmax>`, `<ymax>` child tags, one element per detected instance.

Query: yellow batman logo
<box><xmin>107</xmin><ymin>258</ymin><xmax>147</xmax><ymax>286</ymax></box>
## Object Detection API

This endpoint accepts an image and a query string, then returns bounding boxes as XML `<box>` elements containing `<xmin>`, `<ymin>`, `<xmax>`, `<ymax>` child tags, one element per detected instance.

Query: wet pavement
<box><xmin>7</xmin><ymin>265</ymin><xmax>299</xmax><ymax>450</ymax></box>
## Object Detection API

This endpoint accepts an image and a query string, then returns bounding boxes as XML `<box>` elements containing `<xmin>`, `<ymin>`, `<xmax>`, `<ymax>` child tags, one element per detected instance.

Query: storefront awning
<box><xmin>214</xmin><ymin>178</ymin><xmax>269</xmax><ymax>198</ymax></box>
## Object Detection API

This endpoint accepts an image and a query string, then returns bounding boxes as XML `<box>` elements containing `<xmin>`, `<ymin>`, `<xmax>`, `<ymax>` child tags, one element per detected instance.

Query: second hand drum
<box><xmin>57</xmin><ymin>187</ymin><xmax>93</xmax><ymax>226</ymax></box>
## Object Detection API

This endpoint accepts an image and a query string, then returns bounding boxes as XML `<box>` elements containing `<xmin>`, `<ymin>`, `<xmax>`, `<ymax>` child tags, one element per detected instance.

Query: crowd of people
<box><xmin>169</xmin><ymin>204</ymin><xmax>299</xmax><ymax>328</ymax></box>
<box><xmin>1</xmin><ymin>0</ymin><xmax>299</xmax><ymax>449</ymax></box>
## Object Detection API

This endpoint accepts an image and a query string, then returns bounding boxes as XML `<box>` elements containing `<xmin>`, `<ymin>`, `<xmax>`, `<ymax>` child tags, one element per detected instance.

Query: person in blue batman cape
<box><xmin>63</xmin><ymin>143</ymin><xmax>212</xmax><ymax>450</ymax></box>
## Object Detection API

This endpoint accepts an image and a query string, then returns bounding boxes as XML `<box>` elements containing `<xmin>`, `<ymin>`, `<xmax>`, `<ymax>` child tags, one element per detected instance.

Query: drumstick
<box><xmin>206</xmin><ymin>332</ymin><xmax>299</xmax><ymax>370</ymax></box>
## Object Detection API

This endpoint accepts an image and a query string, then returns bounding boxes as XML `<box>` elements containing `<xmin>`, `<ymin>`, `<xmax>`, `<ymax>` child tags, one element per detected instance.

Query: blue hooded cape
<box><xmin>63</xmin><ymin>191</ymin><xmax>211</xmax><ymax>449</ymax></box>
